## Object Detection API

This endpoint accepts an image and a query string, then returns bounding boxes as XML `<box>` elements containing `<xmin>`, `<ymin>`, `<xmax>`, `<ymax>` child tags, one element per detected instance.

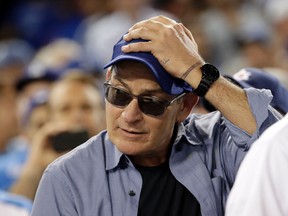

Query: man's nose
<box><xmin>121</xmin><ymin>99</ymin><xmax>143</xmax><ymax>123</ymax></box>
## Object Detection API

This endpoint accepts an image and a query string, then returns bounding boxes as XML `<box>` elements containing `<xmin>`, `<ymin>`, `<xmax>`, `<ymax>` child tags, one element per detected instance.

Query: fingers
<box><xmin>120</xmin><ymin>15</ymin><xmax>203</xmax><ymax>80</ymax></box>
<box><xmin>122</xmin><ymin>17</ymin><xmax>181</xmax><ymax>53</ymax></box>
<box><xmin>123</xmin><ymin>26</ymin><xmax>159</xmax><ymax>42</ymax></box>
<box><xmin>128</xmin><ymin>15</ymin><xmax>177</xmax><ymax>33</ymax></box>
<box><xmin>148</xmin><ymin>15</ymin><xmax>178</xmax><ymax>25</ymax></box>
<box><xmin>124</xmin><ymin>20</ymin><xmax>165</xmax><ymax>42</ymax></box>
<box><xmin>32</xmin><ymin>121</ymin><xmax>76</xmax><ymax>149</ymax></box>
<box><xmin>28</xmin><ymin>121</ymin><xmax>69</xmax><ymax>167</ymax></box>
<box><xmin>123</xmin><ymin>15</ymin><xmax>194</xmax><ymax>50</ymax></box>
<box><xmin>180</xmin><ymin>23</ymin><xmax>194</xmax><ymax>42</ymax></box>
<box><xmin>124</xmin><ymin>15</ymin><xmax>178</xmax><ymax>42</ymax></box>
<box><xmin>121</xmin><ymin>40</ymin><xmax>153</xmax><ymax>53</ymax></box>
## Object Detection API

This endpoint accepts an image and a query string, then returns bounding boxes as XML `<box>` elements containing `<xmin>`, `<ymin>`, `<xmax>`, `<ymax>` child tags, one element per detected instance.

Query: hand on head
<box><xmin>121</xmin><ymin>15</ymin><xmax>204</xmax><ymax>80</ymax></box>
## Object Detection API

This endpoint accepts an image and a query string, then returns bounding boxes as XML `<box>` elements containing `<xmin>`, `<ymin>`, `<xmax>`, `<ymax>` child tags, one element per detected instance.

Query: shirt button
<box><xmin>129</xmin><ymin>190</ymin><xmax>136</xmax><ymax>196</ymax></box>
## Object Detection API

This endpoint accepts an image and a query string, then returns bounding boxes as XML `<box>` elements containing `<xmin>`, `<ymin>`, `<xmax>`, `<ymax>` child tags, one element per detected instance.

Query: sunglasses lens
<box><xmin>104</xmin><ymin>83</ymin><xmax>177</xmax><ymax>117</ymax></box>
<box><xmin>138</xmin><ymin>97</ymin><xmax>167</xmax><ymax>116</ymax></box>
<box><xmin>105</xmin><ymin>86</ymin><xmax>132</xmax><ymax>107</ymax></box>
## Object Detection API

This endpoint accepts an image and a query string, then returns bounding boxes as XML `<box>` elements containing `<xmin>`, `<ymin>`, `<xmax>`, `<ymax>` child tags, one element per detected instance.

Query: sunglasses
<box><xmin>104</xmin><ymin>83</ymin><xmax>186</xmax><ymax>117</ymax></box>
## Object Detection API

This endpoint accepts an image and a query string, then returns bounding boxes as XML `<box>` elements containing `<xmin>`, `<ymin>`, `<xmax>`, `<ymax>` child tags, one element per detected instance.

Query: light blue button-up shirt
<box><xmin>31</xmin><ymin>89</ymin><xmax>280</xmax><ymax>216</ymax></box>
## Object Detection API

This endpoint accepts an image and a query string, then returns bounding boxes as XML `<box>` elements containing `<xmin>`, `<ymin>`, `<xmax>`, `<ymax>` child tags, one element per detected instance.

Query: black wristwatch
<box><xmin>194</xmin><ymin>63</ymin><xmax>220</xmax><ymax>97</ymax></box>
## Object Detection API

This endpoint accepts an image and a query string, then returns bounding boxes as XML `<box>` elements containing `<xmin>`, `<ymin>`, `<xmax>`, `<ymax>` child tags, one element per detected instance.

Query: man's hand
<box><xmin>122</xmin><ymin>15</ymin><xmax>204</xmax><ymax>85</ymax></box>
<box><xmin>122</xmin><ymin>15</ymin><xmax>257</xmax><ymax>135</ymax></box>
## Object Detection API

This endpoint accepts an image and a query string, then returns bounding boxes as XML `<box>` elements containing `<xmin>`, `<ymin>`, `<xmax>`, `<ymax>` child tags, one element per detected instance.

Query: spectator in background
<box><xmin>0</xmin><ymin>39</ymin><xmax>34</xmax><ymax>87</ymax></box>
<box><xmin>6</xmin><ymin>0</ymin><xmax>88</xmax><ymax>49</ymax></box>
<box><xmin>0</xmin><ymin>76</ymin><xmax>24</xmax><ymax>191</ymax></box>
<box><xmin>217</xmin><ymin>26</ymin><xmax>275</xmax><ymax>75</ymax></box>
<box><xmin>183</xmin><ymin>19</ymin><xmax>215</xmax><ymax>72</ymax></box>
<box><xmin>264</xmin><ymin>0</ymin><xmax>288</xmax><ymax>71</ymax></box>
<box><xmin>0</xmin><ymin>39</ymin><xmax>34</xmax><ymax>191</ymax></box>
<box><xmin>19</xmin><ymin>90</ymin><xmax>50</xmax><ymax>148</ymax></box>
<box><xmin>0</xmin><ymin>83</ymin><xmax>49</xmax><ymax>191</ymax></box>
<box><xmin>82</xmin><ymin>0</ymin><xmax>177</xmax><ymax>72</ymax></box>
<box><xmin>16</xmin><ymin>38</ymin><xmax>86</xmax><ymax>130</ymax></box>
<box><xmin>152</xmin><ymin>0</ymin><xmax>207</xmax><ymax>24</ymax></box>
<box><xmin>47</xmin><ymin>71</ymin><xmax>106</xmax><ymax>138</ymax></box>
<box><xmin>3</xmin><ymin>37</ymin><xmax>97</xmax><ymax>194</ymax></box>
<box><xmin>264</xmin><ymin>67</ymin><xmax>288</xmax><ymax>90</ymax></box>
<box><xmin>73</xmin><ymin>0</ymin><xmax>109</xmax><ymax>44</ymax></box>
<box><xmin>0</xmin><ymin>190</ymin><xmax>32</xmax><ymax>216</ymax></box>
<box><xmin>198</xmin><ymin>0</ymin><xmax>272</xmax><ymax>72</ymax></box>
<box><xmin>237</xmin><ymin>30</ymin><xmax>275</xmax><ymax>69</ymax></box>
<box><xmin>230</xmin><ymin>68</ymin><xmax>288</xmax><ymax>115</ymax></box>
<box><xmin>225</xmin><ymin>112</ymin><xmax>288</xmax><ymax>216</ymax></box>
<box><xmin>10</xmin><ymin>71</ymin><xmax>106</xmax><ymax>201</ymax></box>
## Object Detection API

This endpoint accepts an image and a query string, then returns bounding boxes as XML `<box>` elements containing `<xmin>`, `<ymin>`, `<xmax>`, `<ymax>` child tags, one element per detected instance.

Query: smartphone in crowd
<box><xmin>50</xmin><ymin>129</ymin><xmax>90</xmax><ymax>152</ymax></box>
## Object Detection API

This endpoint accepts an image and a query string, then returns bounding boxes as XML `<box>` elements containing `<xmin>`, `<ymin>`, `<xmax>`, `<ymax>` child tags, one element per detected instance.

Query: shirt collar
<box><xmin>104</xmin><ymin>122</ymin><xmax>203</xmax><ymax>170</ymax></box>
<box><xmin>104</xmin><ymin>134</ymin><xmax>125</xmax><ymax>171</ymax></box>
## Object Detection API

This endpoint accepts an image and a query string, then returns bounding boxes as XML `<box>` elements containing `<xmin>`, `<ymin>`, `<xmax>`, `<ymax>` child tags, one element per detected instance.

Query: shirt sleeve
<box><xmin>224</xmin><ymin>88</ymin><xmax>278</xmax><ymax>150</ymax></box>
<box><xmin>31</xmin><ymin>168</ymin><xmax>78</xmax><ymax>216</ymax></box>
<box><xmin>217</xmin><ymin>88</ymin><xmax>280</xmax><ymax>189</ymax></box>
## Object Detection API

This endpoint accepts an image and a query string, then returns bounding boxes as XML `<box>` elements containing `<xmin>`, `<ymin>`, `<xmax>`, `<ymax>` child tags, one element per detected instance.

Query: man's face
<box><xmin>105</xmin><ymin>61</ymin><xmax>185</xmax><ymax>166</ymax></box>
<box><xmin>49</xmin><ymin>81</ymin><xmax>105</xmax><ymax>137</ymax></box>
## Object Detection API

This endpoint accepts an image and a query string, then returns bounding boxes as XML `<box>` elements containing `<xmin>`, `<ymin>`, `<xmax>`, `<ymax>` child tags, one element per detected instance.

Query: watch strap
<box><xmin>193</xmin><ymin>64</ymin><xmax>220</xmax><ymax>97</ymax></box>
<box><xmin>194</xmin><ymin>79</ymin><xmax>212</xmax><ymax>97</ymax></box>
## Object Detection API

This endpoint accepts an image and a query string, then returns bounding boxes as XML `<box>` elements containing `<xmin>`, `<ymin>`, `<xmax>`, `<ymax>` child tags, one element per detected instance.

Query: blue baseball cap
<box><xmin>16</xmin><ymin>59</ymin><xmax>84</xmax><ymax>91</ymax></box>
<box><xmin>228</xmin><ymin>67</ymin><xmax>288</xmax><ymax>114</ymax></box>
<box><xmin>103</xmin><ymin>36</ymin><xmax>192</xmax><ymax>95</ymax></box>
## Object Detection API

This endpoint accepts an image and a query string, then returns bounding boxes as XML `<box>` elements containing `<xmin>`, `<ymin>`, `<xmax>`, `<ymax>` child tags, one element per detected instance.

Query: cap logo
<box><xmin>233</xmin><ymin>69</ymin><xmax>251</xmax><ymax>82</ymax></box>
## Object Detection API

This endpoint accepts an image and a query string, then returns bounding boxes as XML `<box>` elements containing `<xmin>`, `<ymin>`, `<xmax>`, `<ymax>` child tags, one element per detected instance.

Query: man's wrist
<box><xmin>181</xmin><ymin>61</ymin><xmax>203</xmax><ymax>80</ymax></box>
<box><xmin>193</xmin><ymin>63</ymin><xmax>220</xmax><ymax>97</ymax></box>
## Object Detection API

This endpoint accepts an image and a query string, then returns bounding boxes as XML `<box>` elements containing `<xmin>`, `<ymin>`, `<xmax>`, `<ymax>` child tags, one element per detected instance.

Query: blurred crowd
<box><xmin>0</xmin><ymin>0</ymin><xmax>288</xmax><ymax>214</ymax></box>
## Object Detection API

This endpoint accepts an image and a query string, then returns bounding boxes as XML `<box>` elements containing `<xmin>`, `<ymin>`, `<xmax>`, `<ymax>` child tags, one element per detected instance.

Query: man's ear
<box><xmin>106</xmin><ymin>67</ymin><xmax>112</xmax><ymax>81</ymax></box>
<box><xmin>176</xmin><ymin>93</ymin><xmax>199</xmax><ymax>123</ymax></box>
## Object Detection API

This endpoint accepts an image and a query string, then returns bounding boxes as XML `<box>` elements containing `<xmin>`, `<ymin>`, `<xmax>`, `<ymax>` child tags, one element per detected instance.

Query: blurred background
<box><xmin>1</xmin><ymin>0</ymin><xmax>288</xmax><ymax>73</ymax></box>
<box><xmin>0</xmin><ymin>0</ymin><xmax>288</xmax><ymax>214</ymax></box>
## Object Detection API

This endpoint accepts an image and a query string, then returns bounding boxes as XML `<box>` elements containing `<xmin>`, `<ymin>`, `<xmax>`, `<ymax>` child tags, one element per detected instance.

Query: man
<box><xmin>10</xmin><ymin>71</ymin><xmax>106</xmax><ymax>201</ymax></box>
<box><xmin>31</xmin><ymin>16</ymin><xmax>279</xmax><ymax>216</ymax></box>
<box><xmin>225</xmin><ymin>113</ymin><xmax>288</xmax><ymax>216</ymax></box>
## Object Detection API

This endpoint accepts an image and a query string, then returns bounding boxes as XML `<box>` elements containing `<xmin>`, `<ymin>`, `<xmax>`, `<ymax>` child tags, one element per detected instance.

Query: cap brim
<box><xmin>104</xmin><ymin>54</ymin><xmax>191</xmax><ymax>95</ymax></box>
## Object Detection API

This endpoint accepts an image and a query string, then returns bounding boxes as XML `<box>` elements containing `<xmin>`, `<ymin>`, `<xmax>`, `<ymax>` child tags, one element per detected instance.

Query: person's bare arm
<box><xmin>9</xmin><ymin>159</ymin><xmax>45</xmax><ymax>201</ymax></box>
<box><xmin>9</xmin><ymin>122</ymin><xmax>71</xmax><ymax>200</ymax></box>
<box><xmin>122</xmin><ymin>15</ymin><xmax>256</xmax><ymax>134</ymax></box>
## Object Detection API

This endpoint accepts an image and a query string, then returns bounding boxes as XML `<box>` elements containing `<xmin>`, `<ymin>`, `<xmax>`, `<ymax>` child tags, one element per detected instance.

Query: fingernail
<box><xmin>121</xmin><ymin>46</ymin><xmax>127</xmax><ymax>52</ymax></box>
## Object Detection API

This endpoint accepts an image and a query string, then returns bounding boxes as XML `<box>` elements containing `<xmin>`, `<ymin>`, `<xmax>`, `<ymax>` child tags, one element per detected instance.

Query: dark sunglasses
<box><xmin>104</xmin><ymin>82</ymin><xmax>186</xmax><ymax>117</ymax></box>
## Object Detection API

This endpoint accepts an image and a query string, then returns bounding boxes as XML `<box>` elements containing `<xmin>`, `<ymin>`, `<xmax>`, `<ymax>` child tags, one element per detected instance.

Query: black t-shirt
<box><xmin>136</xmin><ymin>160</ymin><xmax>201</xmax><ymax>216</ymax></box>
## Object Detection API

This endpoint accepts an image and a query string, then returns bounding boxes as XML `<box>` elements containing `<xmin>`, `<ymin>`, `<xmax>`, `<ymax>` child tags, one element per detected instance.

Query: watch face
<box><xmin>201</xmin><ymin>64</ymin><xmax>220</xmax><ymax>81</ymax></box>
<box><xmin>194</xmin><ymin>63</ymin><xmax>220</xmax><ymax>97</ymax></box>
